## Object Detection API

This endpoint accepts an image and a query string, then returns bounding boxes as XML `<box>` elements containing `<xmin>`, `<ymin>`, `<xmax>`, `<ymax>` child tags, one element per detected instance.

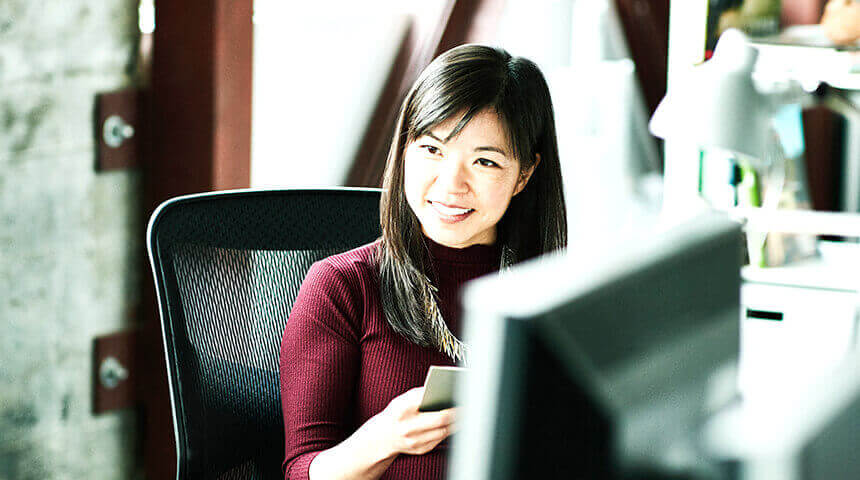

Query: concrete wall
<box><xmin>0</xmin><ymin>1</ymin><xmax>143</xmax><ymax>478</ymax></box>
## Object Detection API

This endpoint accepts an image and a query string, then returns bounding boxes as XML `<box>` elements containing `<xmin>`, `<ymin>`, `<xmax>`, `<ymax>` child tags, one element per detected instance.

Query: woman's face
<box><xmin>403</xmin><ymin>109</ymin><xmax>535</xmax><ymax>249</ymax></box>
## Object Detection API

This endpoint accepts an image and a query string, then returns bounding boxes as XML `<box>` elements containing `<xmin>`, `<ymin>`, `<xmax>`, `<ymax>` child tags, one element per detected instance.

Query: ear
<box><xmin>513</xmin><ymin>153</ymin><xmax>541</xmax><ymax>196</ymax></box>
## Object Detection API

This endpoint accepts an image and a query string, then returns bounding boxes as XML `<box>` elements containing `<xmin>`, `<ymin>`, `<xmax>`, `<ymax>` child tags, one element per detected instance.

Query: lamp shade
<box><xmin>650</xmin><ymin>29</ymin><xmax>773</xmax><ymax>161</ymax></box>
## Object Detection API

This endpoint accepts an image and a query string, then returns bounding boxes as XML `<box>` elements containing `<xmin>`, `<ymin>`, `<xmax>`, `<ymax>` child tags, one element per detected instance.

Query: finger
<box><xmin>402</xmin><ymin>425</ymin><xmax>453</xmax><ymax>454</ymax></box>
<box><xmin>405</xmin><ymin>408</ymin><xmax>456</xmax><ymax>434</ymax></box>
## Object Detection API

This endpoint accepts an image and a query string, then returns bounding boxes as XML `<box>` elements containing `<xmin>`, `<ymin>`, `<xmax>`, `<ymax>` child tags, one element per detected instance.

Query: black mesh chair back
<box><xmin>147</xmin><ymin>188</ymin><xmax>382</xmax><ymax>480</ymax></box>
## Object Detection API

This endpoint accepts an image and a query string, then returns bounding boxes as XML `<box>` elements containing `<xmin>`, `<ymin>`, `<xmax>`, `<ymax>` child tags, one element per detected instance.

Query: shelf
<box><xmin>742</xmin><ymin>240</ymin><xmax>860</xmax><ymax>292</ymax></box>
<box><xmin>750</xmin><ymin>25</ymin><xmax>860</xmax><ymax>90</ymax></box>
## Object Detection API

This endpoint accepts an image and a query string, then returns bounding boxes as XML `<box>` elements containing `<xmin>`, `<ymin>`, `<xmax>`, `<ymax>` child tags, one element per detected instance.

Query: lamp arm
<box><xmin>757</xmin><ymin>79</ymin><xmax>860</xmax><ymax>120</ymax></box>
<box><xmin>758</xmin><ymin>78</ymin><xmax>810</xmax><ymax>109</ymax></box>
<box><xmin>810</xmin><ymin>82</ymin><xmax>860</xmax><ymax>121</ymax></box>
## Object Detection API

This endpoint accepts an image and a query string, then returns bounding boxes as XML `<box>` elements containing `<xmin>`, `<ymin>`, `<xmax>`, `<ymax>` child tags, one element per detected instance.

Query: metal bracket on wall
<box><xmin>93</xmin><ymin>328</ymin><xmax>140</xmax><ymax>413</ymax></box>
<box><xmin>96</xmin><ymin>88</ymin><xmax>143</xmax><ymax>171</ymax></box>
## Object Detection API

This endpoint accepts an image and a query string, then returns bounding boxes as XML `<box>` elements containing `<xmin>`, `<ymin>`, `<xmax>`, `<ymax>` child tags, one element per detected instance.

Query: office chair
<box><xmin>147</xmin><ymin>188</ymin><xmax>382</xmax><ymax>480</ymax></box>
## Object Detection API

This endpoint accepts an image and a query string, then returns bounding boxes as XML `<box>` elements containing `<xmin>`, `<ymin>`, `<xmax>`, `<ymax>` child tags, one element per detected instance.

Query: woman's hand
<box><xmin>308</xmin><ymin>387</ymin><xmax>457</xmax><ymax>480</ymax></box>
<box><xmin>363</xmin><ymin>387</ymin><xmax>458</xmax><ymax>457</ymax></box>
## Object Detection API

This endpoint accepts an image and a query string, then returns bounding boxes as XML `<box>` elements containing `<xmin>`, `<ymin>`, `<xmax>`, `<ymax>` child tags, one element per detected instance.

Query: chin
<box><xmin>426</xmin><ymin>231</ymin><xmax>460</xmax><ymax>245</ymax></box>
<box><xmin>423</xmin><ymin>227</ymin><xmax>470</xmax><ymax>248</ymax></box>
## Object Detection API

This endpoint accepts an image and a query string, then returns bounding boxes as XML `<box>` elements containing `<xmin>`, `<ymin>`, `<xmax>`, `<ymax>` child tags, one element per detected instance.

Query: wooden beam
<box><xmin>614</xmin><ymin>0</ymin><xmax>670</xmax><ymax>117</ymax></box>
<box><xmin>212</xmin><ymin>0</ymin><xmax>253</xmax><ymax>190</ymax></box>
<box><xmin>345</xmin><ymin>0</ymin><xmax>506</xmax><ymax>188</ymax></box>
<box><xmin>435</xmin><ymin>0</ymin><xmax>505</xmax><ymax>57</ymax></box>
<box><xmin>344</xmin><ymin>18</ymin><xmax>422</xmax><ymax>187</ymax></box>
<box><xmin>147</xmin><ymin>0</ymin><xmax>251</xmax><ymax>210</ymax></box>
<box><xmin>143</xmin><ymin>1</ymin><xmax>253</xmax><ymax>478</ymax></box>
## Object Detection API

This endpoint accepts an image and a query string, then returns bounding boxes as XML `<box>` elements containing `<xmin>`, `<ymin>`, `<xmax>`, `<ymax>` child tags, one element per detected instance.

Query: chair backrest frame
<box><xmin>147</xmin><ymin>187</ymin><xmax>382</xmax><ymax>479</ymax></box>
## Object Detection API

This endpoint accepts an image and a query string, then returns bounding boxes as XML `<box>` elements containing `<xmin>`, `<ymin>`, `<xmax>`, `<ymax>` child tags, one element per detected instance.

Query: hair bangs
<box><xmin>407</xmin><ymin>69</ymin><xmax>541</xmax><ymax>173</ymax></box>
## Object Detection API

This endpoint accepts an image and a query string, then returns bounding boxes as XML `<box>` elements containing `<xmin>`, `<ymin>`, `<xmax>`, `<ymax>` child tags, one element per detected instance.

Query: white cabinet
<box><xmin>740</xmin><ymin>281</ymin><xmax>858</xmax><ymax>395</ymax></box>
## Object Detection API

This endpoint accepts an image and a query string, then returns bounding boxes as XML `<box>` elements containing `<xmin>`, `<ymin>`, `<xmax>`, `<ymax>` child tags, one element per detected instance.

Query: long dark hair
<box><xmin>378</xmin><ymin>44</ymin><xmax>567</xmax><ymax>349</ymax></box>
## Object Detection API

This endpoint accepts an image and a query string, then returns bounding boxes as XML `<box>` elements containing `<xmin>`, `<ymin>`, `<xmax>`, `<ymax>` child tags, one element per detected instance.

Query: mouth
<box><xmin>428</xmin><ymin>200</ymin><xmax>475</xmax><ymax>223</ymax></box>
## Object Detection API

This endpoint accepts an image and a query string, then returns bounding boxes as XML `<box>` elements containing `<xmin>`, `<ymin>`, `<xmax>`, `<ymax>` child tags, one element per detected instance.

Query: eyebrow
<box><xmin>425</xmin><ymin>132</ymin><xmax>508</xmax><ymax>157</ymax></box>
<box><xmin>474</xmin><ymin>145</ymin><xmax>507</xmax><ymax>155</ymax></box>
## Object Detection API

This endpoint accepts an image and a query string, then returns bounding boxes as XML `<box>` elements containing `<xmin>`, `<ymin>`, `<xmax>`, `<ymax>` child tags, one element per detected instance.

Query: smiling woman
<box><xmin>280</xmin><ymin>44</ymin><xmax>567</xmax><ymax>480</ymax></box>
<box><xmin>379</xmin><ymin>44</ymin><xmax>567</xmax><ymax>354</ymax></box>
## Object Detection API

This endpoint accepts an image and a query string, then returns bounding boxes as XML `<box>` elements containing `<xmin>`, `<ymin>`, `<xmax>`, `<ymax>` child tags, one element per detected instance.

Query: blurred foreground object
<box><xmin>821</xmin><ymin>0</ymin><xmax>860</xmax><ymax>45</ymax></box>
<box><xmin>451</xmin><ymin>213</ymin><xmax>742</xmax><ymax>479</ymax></box>
<box><xmin>704</xmin><ymin>348</ymin><xmax>860</xmax><ymax>479</ymax></box>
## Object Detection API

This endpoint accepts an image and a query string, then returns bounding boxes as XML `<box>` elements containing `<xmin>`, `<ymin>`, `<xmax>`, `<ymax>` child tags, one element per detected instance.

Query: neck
<box><xmin>423</xmin><ymin>235</ymin><xmax>501</xmax><ymax>265</ymax></box>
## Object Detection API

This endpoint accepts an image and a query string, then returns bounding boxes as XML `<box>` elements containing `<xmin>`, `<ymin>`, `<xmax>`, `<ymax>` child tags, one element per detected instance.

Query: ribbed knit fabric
<box><xmin>280</xmin><ymin>237</ymin><xmax>501</xmax><ymax>480</ymax></box>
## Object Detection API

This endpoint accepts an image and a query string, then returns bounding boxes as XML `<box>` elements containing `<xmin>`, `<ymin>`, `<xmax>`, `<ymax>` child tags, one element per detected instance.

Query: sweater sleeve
<box><xmin>280</xmin><ymin>259</ymin><xmax>362</xmax><ymax>480</ymax></box>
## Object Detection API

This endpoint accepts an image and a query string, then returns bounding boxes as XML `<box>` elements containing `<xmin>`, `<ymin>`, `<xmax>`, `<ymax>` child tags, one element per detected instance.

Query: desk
<box><xmin>739</xmin><ymin>244</ymin><xmax>860</xmax><ymax>396</ymax></box>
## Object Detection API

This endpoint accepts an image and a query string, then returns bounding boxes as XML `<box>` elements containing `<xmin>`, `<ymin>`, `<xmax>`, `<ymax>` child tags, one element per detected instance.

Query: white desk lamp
<box><xmin>650</xmin><ymin>29</ymin><xmax>772</xmax><ymax>162</ymax></box>
<box><xmin>650</xmin><ymin>28</ymin><xmax>860</xmax><ymax>239</ymax></box>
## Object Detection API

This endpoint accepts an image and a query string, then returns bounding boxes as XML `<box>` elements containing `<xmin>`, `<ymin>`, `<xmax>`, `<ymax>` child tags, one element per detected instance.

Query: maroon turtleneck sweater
<box><xmin>279</xmin><ymin>238</ymin><xmax>500</xmax><ymax>480</ymax></box>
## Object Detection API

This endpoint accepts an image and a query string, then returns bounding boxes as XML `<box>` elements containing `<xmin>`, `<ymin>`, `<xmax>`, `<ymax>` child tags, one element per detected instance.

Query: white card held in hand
<box><xmin>418</xmin><ymin>366</ymin><xmax>467</xmax><ymax>412</ymax></box>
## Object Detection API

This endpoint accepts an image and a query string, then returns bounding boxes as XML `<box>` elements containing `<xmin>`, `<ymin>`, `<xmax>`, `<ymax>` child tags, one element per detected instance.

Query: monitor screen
<box><xmin>449</xmin><ymin>213</ymin><xmax>742</xmax><ymax>479</ymax></box>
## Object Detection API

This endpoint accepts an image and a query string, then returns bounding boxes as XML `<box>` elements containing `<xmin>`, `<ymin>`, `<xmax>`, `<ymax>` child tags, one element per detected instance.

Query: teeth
<box><xmin>431</xmin><ymin>202</ymin><xmax>473</xmax><ymax>216</ymax></box>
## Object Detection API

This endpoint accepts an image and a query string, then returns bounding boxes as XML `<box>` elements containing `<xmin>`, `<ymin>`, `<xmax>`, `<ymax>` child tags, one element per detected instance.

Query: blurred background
<box><xmin>0</xmin><ymin>0</ymin><xmax>853</xmax><ymax>478</ymax></box>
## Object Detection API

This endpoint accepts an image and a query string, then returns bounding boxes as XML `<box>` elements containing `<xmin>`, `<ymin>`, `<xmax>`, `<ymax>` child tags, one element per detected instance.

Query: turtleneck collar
<box><xmin>423</xmin><ymin>235</ymin><xmax>501</xmax><ymax>265</ymax></box>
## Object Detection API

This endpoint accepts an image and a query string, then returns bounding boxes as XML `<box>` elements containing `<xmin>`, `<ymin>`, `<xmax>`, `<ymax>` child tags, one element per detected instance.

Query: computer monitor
<box><xmin>448</xmin><ymin>213</ymin><xmax>743</xmax><ymax>479</ymax></box>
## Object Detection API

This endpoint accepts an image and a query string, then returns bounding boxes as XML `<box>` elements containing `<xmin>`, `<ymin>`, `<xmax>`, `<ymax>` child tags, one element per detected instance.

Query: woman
<box><xmin>280</xmin><ymin>44</ymin><xmax>567</xmax><ymax>480</ymax></box>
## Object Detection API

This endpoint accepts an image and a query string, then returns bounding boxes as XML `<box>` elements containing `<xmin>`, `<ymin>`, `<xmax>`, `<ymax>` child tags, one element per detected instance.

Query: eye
<box><xmin>475</xmin><ymin>158</ymin><xmax>499</xmax><ymax>168</ymax></box>
<box><xmin>419</xmin><ymin>144</ymin><xmax>441</xmax><ymax>156</ymax></box>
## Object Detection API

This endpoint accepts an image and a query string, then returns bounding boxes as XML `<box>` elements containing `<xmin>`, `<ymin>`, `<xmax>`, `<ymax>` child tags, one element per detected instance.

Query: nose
<box><xmin>435</xmin><ymin>157</ymin><xmax>469</xmax><ymax>193</ymax></box>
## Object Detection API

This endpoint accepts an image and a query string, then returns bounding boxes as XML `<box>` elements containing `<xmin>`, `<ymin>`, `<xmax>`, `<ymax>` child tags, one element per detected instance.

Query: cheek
<box><xmin>476</xmin><ymin>177</ymin><xmax>518</xmax><ymax>216</ymax></box>
<box><xmin>402</xmin><ymin>153</ymin><xmax>428</xmax><ymax>209</ymax></box>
